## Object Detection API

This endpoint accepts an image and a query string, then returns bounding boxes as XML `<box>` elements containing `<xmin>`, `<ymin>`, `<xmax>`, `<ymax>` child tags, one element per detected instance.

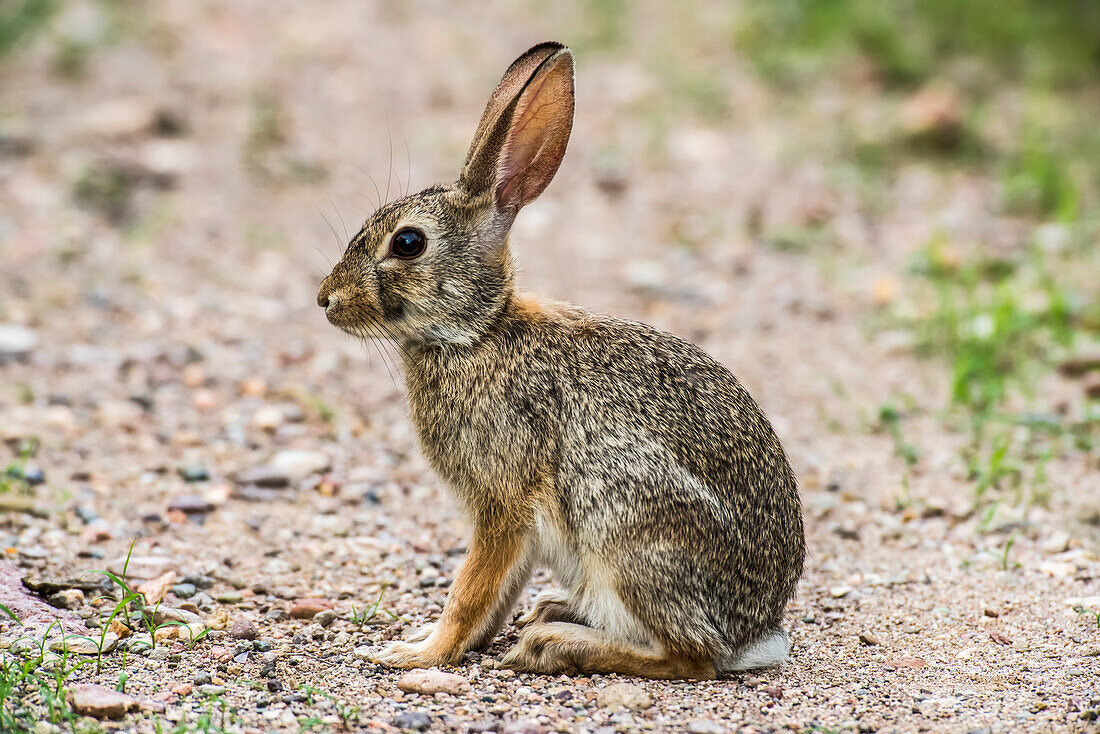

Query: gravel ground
<box><xmin>1</xmin><ymin>2</ymin><xmax>1098</xmax><ymax>733</ymax></box>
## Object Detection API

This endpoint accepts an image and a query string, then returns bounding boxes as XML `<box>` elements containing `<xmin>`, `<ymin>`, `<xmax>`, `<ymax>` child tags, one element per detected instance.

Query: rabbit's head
<box><xmin>318</xmin><ymin>42</ymin><xmax>575</xmax><ymax>346</ymax></box>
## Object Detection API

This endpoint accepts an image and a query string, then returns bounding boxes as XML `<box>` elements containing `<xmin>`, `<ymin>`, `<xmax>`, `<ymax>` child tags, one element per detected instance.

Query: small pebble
<box><xmin>392</xmin><ymin>711</ymin><xmax>432</xmax><ymax>731</ymax></box>
<box><xmin>596</xmin><ymin>682</ymin><xmax>652</xmax><ymax>710</ymax></box>
<box><xmin>178</xmin><ymin>464</ymin><xmax>211</xmax><ymax>482</ymax></box>
<box><xmin>313</xmin><ymin>609</ymin><xmax>337</xmax><ymax>627</ymax></box>
<box><xmin>229</xmin><ymin>617</ymin><xmax>259</xmax><ymax>640</ymax></box>
<box><xmin>168</xmin><ymin>494</ymin><xmax>213</xmax><ymax>513</ymax></box>
<box><xmin>181</xmin><ymin>574</ymin><xmax>215</xmax><ymax>589</ymax></box>
<box><xmin>289</xmin><ymin>597</ymin><xmax>334</xmax><ymax>619</ymax></box>
<box><xmin>859</xmin><ymin>631</ymin><xmax>883</xmax><ymax>646</ymax></box>
<box><xmin>686</xmin><ymin>721</ymin><xmax>726</xmax><ymax>734</ymax></box>
<box><xmin>398</xmin><ymin>669</ymin><xmax>472</xmax><ymax>696</ymax></box>
<box><xmin>233</xmin><ymin>466</ymin><xmax>291</xmax><ymax>488</ymax></box>
<box><xmin>886</xmin><ymin>656</ymin><xmax>927</xmax><ymax>669</ymax></box>
<box><xmin>268</xmin><ymin>449</ymin><xmax>331</xmax><ymax>481</ymax></box>
<box><xmin>172</xmin><ymin>583</ymin><xmax>197</xmax><ymax>599</ymax></box>
<box><xmin>66</xmin><ymin>684</ymin><xmax>136</xmax><ymax>720</ymax></box>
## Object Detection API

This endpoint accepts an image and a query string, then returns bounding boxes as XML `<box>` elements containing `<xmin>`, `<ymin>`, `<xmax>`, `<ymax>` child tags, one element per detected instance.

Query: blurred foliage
<box><xmin>0</xmin><ymin>0</ymin><xmax>57</xmax><ymax>59</ymax></box>
<box><xmin>736</xmin><ymin>0</ymin><xmax>1100</xmax><ymax>87</ymax></box>
<box><xmin>1</xmin><ymin>0</ymin><xmax>135</xmax><ymax>76</ymax></box>
<box><xmin>907</xmin><ymin>238</ymin><xmax>1078</xmax><ymax>415</ymax></box>
<box><xmin>899</xmin><ymin>236</ymin><xmax>1099</xmax><ymax>504</ymax></box>
<box><xmin>1001</xmin><ymin>128</ymin><xmax>1081</xmax><ymax>221</ymax></box>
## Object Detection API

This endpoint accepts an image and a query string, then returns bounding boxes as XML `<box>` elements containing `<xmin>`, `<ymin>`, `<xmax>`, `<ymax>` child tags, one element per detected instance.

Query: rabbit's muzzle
<box><xmin>317</xmin><ymin>274</ymin><xmax>354</xmax><ymax>328</ymax></box>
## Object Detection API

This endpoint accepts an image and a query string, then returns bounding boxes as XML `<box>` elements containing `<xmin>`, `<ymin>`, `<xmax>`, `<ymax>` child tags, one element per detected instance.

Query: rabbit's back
<box><xmin>551</xmin><ymin>309</ymin><xmax>803</xmax><ymax>659</ymax></box>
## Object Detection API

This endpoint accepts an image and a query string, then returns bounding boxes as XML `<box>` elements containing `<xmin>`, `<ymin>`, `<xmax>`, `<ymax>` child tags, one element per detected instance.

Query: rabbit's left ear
<box><xmin>460</xmin><ymin>44</ymin><xmax>575</xmax><ymax>214</ymax></box>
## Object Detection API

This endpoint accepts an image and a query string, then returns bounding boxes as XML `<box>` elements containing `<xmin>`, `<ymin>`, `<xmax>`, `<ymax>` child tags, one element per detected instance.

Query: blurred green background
<box><xmin>2</xmin><ymin>0</ymin><xmax>1098</xmax><ymax>507</ymax></box>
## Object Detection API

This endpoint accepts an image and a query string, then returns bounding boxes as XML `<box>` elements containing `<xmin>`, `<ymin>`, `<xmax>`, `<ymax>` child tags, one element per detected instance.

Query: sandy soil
<box><xmin>1</xmin><ymin>2</ymin><xmax>1097</xmax><ymax>732</ymax></box>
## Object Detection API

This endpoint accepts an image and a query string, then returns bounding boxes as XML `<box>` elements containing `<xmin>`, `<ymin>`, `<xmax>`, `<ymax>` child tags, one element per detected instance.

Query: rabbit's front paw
<box><xmin>405</xmin><ymin>623</ymin><xmax>437</xmax><ymax>643</ymax></box>
<box><xmin>369</xmin><ymin>639</ymin><xmax>452</xmax><ymax>669</ymax></box>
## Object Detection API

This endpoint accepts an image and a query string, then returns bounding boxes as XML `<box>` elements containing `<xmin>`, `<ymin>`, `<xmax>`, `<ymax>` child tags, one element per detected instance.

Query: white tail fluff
<box><xmin>719</xmin><ymin>628</ymin><xmax>790</xmax><ymax>671</ymax></box>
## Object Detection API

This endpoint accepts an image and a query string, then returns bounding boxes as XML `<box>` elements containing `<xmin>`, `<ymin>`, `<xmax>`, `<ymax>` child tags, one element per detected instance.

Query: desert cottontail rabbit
<box><xmin>317</xmin><ymin>42</ymin><xmax>804</xmax><ymax>679</ymax></box>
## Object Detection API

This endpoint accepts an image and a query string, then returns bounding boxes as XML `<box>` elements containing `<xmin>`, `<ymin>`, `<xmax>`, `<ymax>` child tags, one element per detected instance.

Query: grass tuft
<box><xmin>894</xmin><ymin>235</ymin><xmax>1099</xmax><ymax>506</ymax></box>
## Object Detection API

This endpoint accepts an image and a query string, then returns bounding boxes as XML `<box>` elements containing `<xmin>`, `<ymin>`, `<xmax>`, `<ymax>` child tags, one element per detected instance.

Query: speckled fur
<box><xmin>317</xmin><ymin>42</ymin><xmax>805</xmax><ymax>679</ymax></box>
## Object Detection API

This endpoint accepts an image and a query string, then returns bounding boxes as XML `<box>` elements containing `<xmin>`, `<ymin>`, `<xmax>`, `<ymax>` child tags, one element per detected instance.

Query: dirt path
<box><xmin>1</xmin><ymin>2</ymin><xmax>1097</xmax><ymax>732</ymax></box>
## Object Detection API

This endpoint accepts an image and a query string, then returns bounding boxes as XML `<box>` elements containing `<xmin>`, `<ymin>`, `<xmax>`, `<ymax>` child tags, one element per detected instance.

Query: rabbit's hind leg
<box><xmin>514</xmin><ymin>589</ymin><xmax>583</xmax><ymax>628</ymax></box>
<box><xmin>501</xmin><ymin>622</ymin><xmax>715</xmax><ymax>680</ymax></box>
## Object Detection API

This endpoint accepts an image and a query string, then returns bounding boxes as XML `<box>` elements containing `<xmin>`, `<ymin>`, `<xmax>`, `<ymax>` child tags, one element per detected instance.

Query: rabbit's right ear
<box><xmin>460</xmin><ymin>42</ymin><xmax>575</xmax><ymax>215</ymax></box>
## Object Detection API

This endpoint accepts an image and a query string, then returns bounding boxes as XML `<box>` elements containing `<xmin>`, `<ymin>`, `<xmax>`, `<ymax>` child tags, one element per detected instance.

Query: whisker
<box><xmin>403</xmin><ymin>132</ymin><xmax>412</xmax><ymax>198</ymax></box>
<box><xmin>385</xmin><ymin>118</ymin><xmax>393</xmax><ymax>204</ymax></box>
<box><xmin>329</xmin><ymin>196</ymin><xmax>349</xmax><ymax>241</ymax></box>
<box><xmin>355</xmin><ymin>165</ymin><xmax>383</xmax><ymax>211</ymax></box>
<box><xmin>359</xmin><ymin>310</ymin><xmax>415</xmax><ymax>369</ymax></box>
<box><xmin>313</xmin><ymin>245</ymin><xmax>335</xmax><ymax>268</ymax></box>
<box><xmin>367</xmin><ymin>315</ymin><xmax>416</xmax><ymax>366</ymax></box>
<box><xmin>355</xmin><ymin>322</ymin><xmax>400</xmax><ymax>392</ymax></box>
<box><xmin>353</xmin><ymin>192</ymin><xmax>377</xmax><ymax>212</ymax></box>
<box><xmin>316</xmin><ymin>207</ymin><xmax>345</xmax><ymax>253</ymax></box>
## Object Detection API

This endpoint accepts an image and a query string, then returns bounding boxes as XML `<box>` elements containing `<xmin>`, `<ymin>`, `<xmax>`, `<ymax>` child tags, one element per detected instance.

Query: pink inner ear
<box><xmin>463</xmin><ymin>43</ymin><xmax>563</xmax><ymax>181</ymax></box>
<box><xmin>495</xmin><ymin>55</ymin><xmax>574</xmax><ymax>212</ymax></box>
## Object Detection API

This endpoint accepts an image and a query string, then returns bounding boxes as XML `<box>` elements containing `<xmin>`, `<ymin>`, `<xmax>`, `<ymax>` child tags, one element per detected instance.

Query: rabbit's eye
<box><xmin>390</xmin><ymin>228</ymin><xmax>427</xmax><ymax>259</ymax></box>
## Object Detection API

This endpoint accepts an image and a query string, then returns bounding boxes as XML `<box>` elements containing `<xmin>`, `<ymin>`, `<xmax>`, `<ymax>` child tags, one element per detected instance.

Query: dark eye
<box><xmin>390</xmin><ymin>228</ymin><xmax>427</xmax><ymax>259</ymax></box>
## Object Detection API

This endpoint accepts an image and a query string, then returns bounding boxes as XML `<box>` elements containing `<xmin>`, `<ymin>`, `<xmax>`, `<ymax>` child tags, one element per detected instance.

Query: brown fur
<box><xmin>317</xmin><ymin>42</ymin><xmax>805</xmax><ymax>679</ymax></box>
<box><xmin>503</xmin><ymin>622</ymin><xmax>716</xmax><ymax>680</ymax></box>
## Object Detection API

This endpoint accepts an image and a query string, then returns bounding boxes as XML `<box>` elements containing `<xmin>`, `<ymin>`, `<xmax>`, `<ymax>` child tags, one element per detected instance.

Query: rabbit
<box><xmin>316</xmin><ymin>41</ymin><xmax>805</xmax><ymax>679</ymax></box>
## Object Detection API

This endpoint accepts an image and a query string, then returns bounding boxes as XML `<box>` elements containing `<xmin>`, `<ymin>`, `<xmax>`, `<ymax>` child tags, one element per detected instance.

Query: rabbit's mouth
<box><xmin>330</xmin><ymin>315</ymin><xmax>393</xmax><ymax>343</ymax></box>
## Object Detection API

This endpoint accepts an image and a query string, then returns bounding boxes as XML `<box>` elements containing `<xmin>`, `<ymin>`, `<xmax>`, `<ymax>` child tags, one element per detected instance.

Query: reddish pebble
<box><xmin>171</xmin><ymin>684</ymin><xmax>193</xmax><ymax>696</ymax></box>
<box><xmin>762</xmin><ymin>685</ymin><xmax>783</xmax><ymax>699</ymax></box>
<box><xmin>289</xmin><ymin>597</ymin><xmax>335</xmax><ymax>619</ymax></box>
<box><xmin>886</xmin><ymin>656</ymin><xmax>927</xmax><ymax>669</ymax></box>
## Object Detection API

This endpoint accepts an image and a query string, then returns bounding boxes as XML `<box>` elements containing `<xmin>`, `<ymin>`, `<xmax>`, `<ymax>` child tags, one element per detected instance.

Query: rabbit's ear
<box><xmin>461</xmin><ymin>43</ymin><xmax>575</xmax><ymax>213</ymax></box>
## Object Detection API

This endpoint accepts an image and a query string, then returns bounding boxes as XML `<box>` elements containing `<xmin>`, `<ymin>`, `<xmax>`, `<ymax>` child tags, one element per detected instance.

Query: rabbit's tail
<box><xmin>718</xmin><ymin>627</ymin><xmax>790</xmax><ymax>672</ymax></box>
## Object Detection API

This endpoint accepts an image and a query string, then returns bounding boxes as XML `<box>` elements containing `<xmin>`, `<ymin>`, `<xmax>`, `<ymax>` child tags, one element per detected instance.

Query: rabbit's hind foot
<box><xmin>514</xmin><ymin>589</ymin><xmax>582</xmax><ymax>628</ymax></box>
<box><xmin>500</xmin><ymin>622</ymin><xmax>715</xmax><ymax>680</ymax></box>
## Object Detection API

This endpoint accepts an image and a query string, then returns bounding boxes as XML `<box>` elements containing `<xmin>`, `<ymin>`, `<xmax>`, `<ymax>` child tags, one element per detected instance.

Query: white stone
<box><xmin>597</xmin><ymin>682</ymin><xmax>653</xmax><ymax>710</ymax></box>
<box><xmin>0</xmin><ymin>324</ymin><xmax>38</xmax><ymax>358</ymax></box>
<box><xmin>51</xmin><ymin>633</ymin><xmax>118</xmax><ymax>655</ymax></box>
<box><xmin>270</xmin><ymin>450</ymin><xmax>330</xmax><ymax>481</ymax></box>
<box><xmin>397</xmin><ymin>669</ymin><xmax>472</xmax><ymax>696</ymax></box>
